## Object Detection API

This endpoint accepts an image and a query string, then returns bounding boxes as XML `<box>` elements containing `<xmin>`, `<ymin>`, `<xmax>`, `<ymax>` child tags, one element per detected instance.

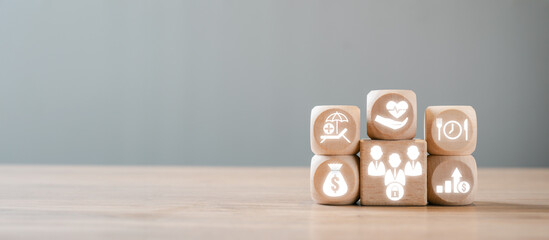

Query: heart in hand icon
<box><xmin>386</xmin><ymin>101</ymin><xmax>408</xmax><ymax>118</ymax></box>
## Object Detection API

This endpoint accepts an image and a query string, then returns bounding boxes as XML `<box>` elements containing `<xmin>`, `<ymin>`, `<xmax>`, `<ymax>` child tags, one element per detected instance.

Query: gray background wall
<box><xmin>1</xmin><ymin>0</ymin><xmax>548</xmax><ymax>167</ymax></box>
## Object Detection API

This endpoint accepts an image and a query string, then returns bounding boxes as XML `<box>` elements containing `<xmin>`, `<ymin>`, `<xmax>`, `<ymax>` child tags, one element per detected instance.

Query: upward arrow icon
<box><xmin>452</xmin><ymin>168</ymin><xmax>462</xmax><ymax>193</ymax></box>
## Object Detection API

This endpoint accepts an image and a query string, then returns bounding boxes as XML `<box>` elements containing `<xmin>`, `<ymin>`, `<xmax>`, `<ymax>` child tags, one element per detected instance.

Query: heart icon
<box><xmin>386</xmin><ymin>101</ymin><xmax>408</xmax><ymax>119</ymax></box>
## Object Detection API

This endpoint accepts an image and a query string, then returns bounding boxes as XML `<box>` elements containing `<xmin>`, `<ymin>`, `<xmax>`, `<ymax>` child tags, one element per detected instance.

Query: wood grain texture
<box><xmin>427</xmin><ymin>155</ymin><xmax>477</xmax><ymax>205</ymax></box>
<box><xmin>311</xmin><ymin>155</ymin><xmax>359</xmax><ymax>205</ymax></box>
<box><xmin>310</xmin><ymin>105</ymin><xmax>360</xmax><ymax>155</ymax></box>
<box><xmin>360</xmin><ymin>139</ymin><xmax>427</xmax><ymax>205</ymax></box>
<box><xmin>0</xmin><ymin>166</ymin><xmax>548</xmax><ymax>239</ymax></box>
<box><xmin>366</xmin><ymin>89</ymin><xmax>417</xmax><ymax>140</ymax></box>
<box><xmin>425</xmin><ymin>105</ymin><xmax>477</xmax><ymax>155</ymax></box>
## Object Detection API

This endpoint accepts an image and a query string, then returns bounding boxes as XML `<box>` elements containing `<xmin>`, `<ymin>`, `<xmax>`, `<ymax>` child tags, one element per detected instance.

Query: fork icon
<box><xmin>436</xmin><ymin>118</ymin><xmax>443</xmax><ymax>141</ymax></box>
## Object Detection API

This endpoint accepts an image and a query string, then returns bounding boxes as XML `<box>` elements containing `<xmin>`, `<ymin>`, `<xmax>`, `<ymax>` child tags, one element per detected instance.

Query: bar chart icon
<box><xmin>435</xmin><ymin>168</ymin><xmax>470</xmax><ymax>194</ymax></box>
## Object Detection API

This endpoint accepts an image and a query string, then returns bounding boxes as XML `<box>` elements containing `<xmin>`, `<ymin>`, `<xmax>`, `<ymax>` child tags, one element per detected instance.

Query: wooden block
<box><xmin>366</xmin><ymin>90</ymin><xmax>417</xmax><ymax>140</ymax></box>
<box><xmin>310</xmin><ymin>155</ymin><xmax>360</xmax><ymax>205</ymax></box>
<box><xmin>310</xmin><ymin>105</ymin><xmax>360</xmax><ymax>155</ymax></box>
<box><xmin>425</xmin><ymin>106</ymin><xmax>477</xmax><ymax>155</ymax></box>
<box><xmin>427</xmin><ymin>155</ymin><xmax>477</xmax><ymax>205</ymax></box>
<box><xmin>359</xmin><ymin>139</ymin><xmax>427</xmax><ymax>205</ymax></box>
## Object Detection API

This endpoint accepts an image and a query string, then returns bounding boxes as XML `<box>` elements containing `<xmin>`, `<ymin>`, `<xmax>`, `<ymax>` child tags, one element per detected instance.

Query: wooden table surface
<box><xmin>0</xmin><ymin>166</ymin><xmax>548</xmax><ymax>239</ymax></box>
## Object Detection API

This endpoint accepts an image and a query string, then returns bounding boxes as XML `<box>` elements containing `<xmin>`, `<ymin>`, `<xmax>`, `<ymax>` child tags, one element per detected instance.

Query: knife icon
<box><xmin>464</xmin><ymin>119</ymin><xmax>468</xmax><ymax>141</ymax></box>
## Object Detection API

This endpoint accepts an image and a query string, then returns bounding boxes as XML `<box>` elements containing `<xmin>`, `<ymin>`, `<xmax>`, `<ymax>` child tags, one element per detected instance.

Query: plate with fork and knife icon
<box><xmin>436</xmin><ymin>117</ymin><xmax>469</xmax><ymax>141</ymax></box>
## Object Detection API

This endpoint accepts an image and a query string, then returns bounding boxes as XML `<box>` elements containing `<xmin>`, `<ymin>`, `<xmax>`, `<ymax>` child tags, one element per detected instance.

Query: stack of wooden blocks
<box><xmin>310</xmin><ymin>89</ymin><xmax>477</xmax><ymax>206</ymax></box>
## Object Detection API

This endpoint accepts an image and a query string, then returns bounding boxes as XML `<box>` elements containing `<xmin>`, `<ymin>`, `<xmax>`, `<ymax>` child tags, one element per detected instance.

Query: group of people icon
<box><xmin>367</xmin><ymin>145</ymin><xmax>422</xmax><ymax>201</ymax></box>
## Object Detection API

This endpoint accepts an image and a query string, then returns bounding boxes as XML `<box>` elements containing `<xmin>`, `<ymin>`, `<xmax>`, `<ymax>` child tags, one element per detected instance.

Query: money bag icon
<box><xmin>322</xmin><ymin>163</ymin><xmax>348</xmax><ymax>197</ymax></box>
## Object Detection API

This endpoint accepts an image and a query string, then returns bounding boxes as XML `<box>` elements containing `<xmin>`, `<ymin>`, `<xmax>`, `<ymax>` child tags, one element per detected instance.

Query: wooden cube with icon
<box><xmin>310</xmin><ymin>105</ymin><xmax>360</xmax><ymax>155</ymax></box>
<box><xmin>427</xmin><ymin>155</ymin><xmax>477</xmax><ymax>205</ymax></box>
<box><xmin>310</xmin><ymin>155</ymin><xmax>360</xmax><ymax>205</ymax></box>
<box><xmin>366</xmin><ymin>90</ymin><xmax>417</xmax><ymax>140</ymax></box>
<box><xmin>359</xmin><ymin>139</ymin><xmax>427</xmax><ymax>206</ymax></box>
<box><xmin>425</xmin><ymin>106</ymin><xmax>477</xmax><ymax>155</ymax></box>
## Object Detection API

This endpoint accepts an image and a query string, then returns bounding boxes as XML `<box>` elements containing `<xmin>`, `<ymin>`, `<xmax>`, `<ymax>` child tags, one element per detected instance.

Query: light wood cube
<box><xmin>310</xmin><ymin>105</ymin><xmax>360</xmax><ymax>155</ymax></box>
<box><xmin>310</xmin><ymin>155</ymin><xmax>360</xmax><ymax>205</ymax></box>
<box><xmin>366</xmin><ymin>90</ymin><xmax>417</xmax><ymax>140</ymax></box>
<box><xmin>427</xmin><ymin>155</ymin><xmax>477</xmax><ymax>205</ymax></box>
<box><xmin>425</xmin><ymin>106</ymin><xmax>477</xmax><ymax>155</ymax></box>
<box><xmin>359</xmin><ymin>139</ymin><xmax>427</xmax><ymax>206</ymax></box>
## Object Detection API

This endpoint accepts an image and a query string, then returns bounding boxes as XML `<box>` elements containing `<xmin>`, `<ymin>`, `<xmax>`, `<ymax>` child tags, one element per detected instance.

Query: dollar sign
<box><xmin>331</xmin><ymin>175</ymin><xmax>340</xmax><ymax>193</ymax></box>
<box><xmin>458</xmin><ymin>181</ymin><xmax>470</xmax><ymax>193</ymax></box>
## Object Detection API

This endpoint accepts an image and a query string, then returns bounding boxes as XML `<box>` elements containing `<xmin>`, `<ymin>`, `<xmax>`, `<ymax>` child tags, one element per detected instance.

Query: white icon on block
<box><xmin>323</xmin><ymin>163</ymin><xmax>348</xmax><ymax>197</ymax></box>
<box><xmin>367</xmin><ymin>146</ymin><xmax>386</xmax><ymax>176</ymax></box>
<box><xmin>320</xmin><ymin>112</ymin><xmax>350</xmax><ymax>143</ymax></box>
<box><xmin>367</xmin><ymin>146</ymin><xmax>423</xmax><ymax>202</ymax></box>
<box><xmin>375</xmin><ymin>101</ymin><xmax>409</xmax><ymax>130</ymax></box>
<box><xmin>386</xmin><ymin>182</ymin><xmax>404</xmax><ymax>201</ymax></box>
<box><xmin>404</xmin><ymin>146</ymin><xmax>422</xmax><ymax>176</ymax></box>
<box><xmin>384</xmin><ymin>154</ymin><xmax>406</xmax><ymax>201</ymax></box>
<box><xmin>435</xmin><ymin>168</ymin><xmax>470</xmax><ymax>194</ymax></box>
<box><xmin>386</xmin><ymin>101</ymin><xmax>408</xmax><ymax>118</ymax></box>
<box><xmin>436</xmin><ymin>118</ymin><xmax>469</xmax><ymax>141</ymax></box>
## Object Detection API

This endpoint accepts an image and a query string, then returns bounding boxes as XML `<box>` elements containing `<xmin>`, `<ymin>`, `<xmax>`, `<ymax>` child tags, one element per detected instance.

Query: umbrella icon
<box><xmin>325</xmin><ymin>112</ymin><xmax>348</xmax><ymax>135</ymax></box>
<box><xmin>320</xmin><ymin>112</ymin><xmax>351</xmax><ymax>143</ymax></box>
